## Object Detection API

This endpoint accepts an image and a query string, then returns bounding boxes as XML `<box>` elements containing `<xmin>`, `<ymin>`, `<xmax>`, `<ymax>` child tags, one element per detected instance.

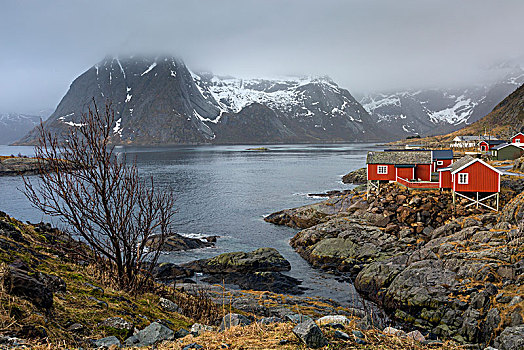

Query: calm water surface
<box><xmin>0</xmin><ymin>143</ymin><xmax>381</xmax><ymax>305</ymax></box>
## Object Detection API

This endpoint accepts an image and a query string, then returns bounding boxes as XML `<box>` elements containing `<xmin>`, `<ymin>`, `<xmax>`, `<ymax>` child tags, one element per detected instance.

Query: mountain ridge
<box><xmin>16</xmin><ymin>56</ymin><xmax>388</xmax><ymax>146</ymax></box>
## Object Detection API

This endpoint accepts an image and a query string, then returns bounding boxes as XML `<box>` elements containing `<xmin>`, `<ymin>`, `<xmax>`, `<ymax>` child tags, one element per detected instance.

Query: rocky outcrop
<box><xmin>514</xmin><ymin>157</ymin><xmax>524</xmax><ymax>172</ymax></box>
<box><xmin>342</xmin><ymin>167</ymin><xmax>367</xmax><ymax>184</ymax></box>
<box><xmin>124</xmin><ymin>322</ymin><xmax>174</xmax><ymax>347</ymax></box>
<box><xmin>146</xmin><ymin>233</ymin><xmax>214</xmax><ymax>252</ymax></box>
<box><xmin>202</xmin><ymin>271</ymin><xmax>305</xmax><ymax>295</ymax></box>
<box><xmin>267</xmin><ymin>183</ymin><xmax>524</xmax><ymax>347</ymax></box>
<box><xmin>181</xmin><ymin>248</ymin><xmax>290</xmax><ymax>274</ymax></box>
<box><xmin>0</xmin><ymin>157</ymin><xmax>49</xmax><ymax>176</ymax></box>
<box><xmin>292</xmin><ymin>319</ymin><xmax>327</xmax><ymax>348</ymax></box>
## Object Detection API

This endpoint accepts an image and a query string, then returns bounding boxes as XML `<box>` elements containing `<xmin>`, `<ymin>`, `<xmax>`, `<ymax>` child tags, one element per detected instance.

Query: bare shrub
<box><xmin>23</xmin><ymin>100</ymin><xmax>174</xmax><ymax>292</ymax></box>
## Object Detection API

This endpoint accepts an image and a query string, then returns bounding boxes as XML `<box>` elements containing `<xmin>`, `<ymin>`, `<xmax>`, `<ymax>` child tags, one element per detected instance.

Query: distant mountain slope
<box><xmin>361</xmin><ymin>67</ymin><xmax>524</xmax><ymax>137</ymax></box>
<box><xmin>0</xmin><ymin>113</ymin><xmax>42</xmax><ymax>145</ymax></box>
<box><xmin>17</xmin><ymin>56</ymin><xmax>387</xmax><ymax>145</ymax></box>
<box><xmin>451</xmin><ymin>83</ymin><xmax>524</xmax><ymax>138</ymax></box>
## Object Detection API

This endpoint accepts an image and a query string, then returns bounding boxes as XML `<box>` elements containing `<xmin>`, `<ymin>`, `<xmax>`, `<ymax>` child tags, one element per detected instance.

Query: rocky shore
<box><xmin>0</xmin><ymin>156</ymin><xmax>80</xmax><ymax>176</ymax></box>
<box><xmin>0</xmin><ymin>210</ymin><xmax>463</xmax><ymax>349</ymax></box>
<box><xmin>265</xmin><ymin>181</ymin><xmax>524</xmax><ymax>349</ymax></box>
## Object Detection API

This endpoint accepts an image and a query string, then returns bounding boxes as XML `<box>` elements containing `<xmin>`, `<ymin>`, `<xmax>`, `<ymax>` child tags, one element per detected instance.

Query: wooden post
<box><xmin>452</xmin><ymin>191</ymin><xmax>456</xmax><ymax>206</ymax></box>
<box><xmin>496</xmin><ymin>192</ymin><xmax>499</xmax><ymax>212</ymax></box>
<box><xmin>476</xmin><ymin>192</ymin><xmax>479</xmax><ymax>209</ymax></box>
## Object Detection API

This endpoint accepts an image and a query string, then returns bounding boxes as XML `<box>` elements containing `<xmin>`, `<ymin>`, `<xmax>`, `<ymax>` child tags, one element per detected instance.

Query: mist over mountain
<box><xmin>360</xmin><ymin>66</ymin><xmax>524</xmax><ymax>137</ymax></box>
<box><xmin>17</xmin><ymin>56</ymin><xmax>388</xmax><ymax>145</ymax></box>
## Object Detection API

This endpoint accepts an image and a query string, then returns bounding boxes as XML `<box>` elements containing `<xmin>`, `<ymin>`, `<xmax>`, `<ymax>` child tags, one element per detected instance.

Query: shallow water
<box><xmin>0</xmin><ymin>143</ymin><xmax>381</xmax><ymax>305</ymax></box>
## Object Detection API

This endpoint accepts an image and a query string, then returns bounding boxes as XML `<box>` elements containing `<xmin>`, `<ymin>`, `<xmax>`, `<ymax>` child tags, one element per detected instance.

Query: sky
<box><xmin>1</xmin><ymin>0</ymin><xmax>524</xmax><ymax>114</ymax></box>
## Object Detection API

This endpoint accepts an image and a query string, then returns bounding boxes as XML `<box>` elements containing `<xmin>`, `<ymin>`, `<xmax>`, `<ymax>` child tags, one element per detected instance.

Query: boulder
<box><xmin>316</xmin><ymin>315</ymin><xmax>350</xmax><ymax>326</ymax></box>
<box><xmin>93</xmin><ymin>336</ymin><xmax>121</xmax><ymax>349</ymax></box>
<box><xmin>183</xmin><ymin>343</ymin><xmax>203</xmax><ymax>350</ymax></box>
<box><xmin>259</xmin><ymin>317</ymin><xmax>284</xmax><ymax>325</ymax></box>
<box><xmin>151</xmin><ymin>262</ymin><xmax>193</xmax><ymax>283</ymax></box>
<box><xmin>219</xmin><ymin>313</ymin><xmax>252</xmax><ymax>330</ymax></box>
<box><xmin>3</xmin><ymin>267</ymin><xmax>53</xmax><ymax>309</ymax></box>
<box><xmin>202</xmin><ymin>271</ymin><xmax>304</xmax><ymax>295</ymax></box>
<box><xmin>292</xmin><ymin>319</ymin><xmax>327</xmax><ymax>348</ymax></box>
<box><xmin>406</xmin><ymin>330</ymin><xmax>425</xmax><ymax>342</ymax></box>
<box><xmin>190</xmin><ymin>323</ymin><xmax>214</xmax><ymax>336</ymax></box>
<box><xmin>182</xmin><ymin>248</ymin><xmax>291</xmax><ymax>274</ymax></box>
<box><xmin>342</xmin><ymin>167</ymin><xmax>367</xmax><ymax>184</ymax></box>
<box><xmin>333</xmin><ymin>330</ymin><xmax>350</xmax><ymax>340</ymax></box>
<box><xmin>124</xmin><ymin>322</ymin><xmax>174</xmax><ymax>347</ymax></box>
<box><xmin>383</xmin><ymin>326</ymin><xmax>406</xmax><ymax>337</ymax></box>
<box><xmin>146</xmin><ymin>233</ymin><xmax>213</xmax><ymax>252</ymax></box>
<box><xmin>98</xmin><ymin>317</ymin><xmax>133</xmax><ymax>334</ymax></box>
<box><xmin>159</xmin><ymin>297</ymin><xmax>180</xmax><ymax>312</ymax></box>
<box><xmin>494</xmin><ymin>325</ymin><xmax>524</xmax><ymax>350</ymax></box>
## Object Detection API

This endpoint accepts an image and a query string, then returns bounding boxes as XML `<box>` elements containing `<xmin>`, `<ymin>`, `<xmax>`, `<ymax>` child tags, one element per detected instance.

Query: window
<box><xmin>377</xmin><ymin>166</ymin><xmax>388</xmax><ymax>174</ymax></box>
<box><xmin>481</xmin><ymin>145</ymin><xmax>487</xmax><ymax>151</ymax></box>
<box><xmin>458</xmin><ymin>173</ymin><xmax>468</xmax><ymax>184</ymax></box>
<box><xmin>516</xmin><ymin>138</ymin><xmax>521</xmax><ymax>144</ymax></box>
<box><xmin>437</xmin><ymin>161</ymin><xmax>443</xmax><ymax>166</ymax></box>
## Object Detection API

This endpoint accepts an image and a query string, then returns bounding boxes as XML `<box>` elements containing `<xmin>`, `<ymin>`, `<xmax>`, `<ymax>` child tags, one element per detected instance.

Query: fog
<box><xmin>1</xmin><ymin>0</ymin><xmax>524</xmax><ymax>114</ymax></box>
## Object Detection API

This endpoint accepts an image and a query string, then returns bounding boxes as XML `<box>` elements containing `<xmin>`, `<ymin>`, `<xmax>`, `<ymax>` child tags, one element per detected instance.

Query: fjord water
<box><xmin>0</xmin><ymin>143</ymin><xmax>380</xmax><ymax>305</ymax></box>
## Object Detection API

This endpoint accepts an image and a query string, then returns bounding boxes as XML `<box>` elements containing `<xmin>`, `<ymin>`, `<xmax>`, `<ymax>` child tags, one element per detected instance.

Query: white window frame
<box><xmin>377</xmin><ymin>166</ymin><xmax>388</xmax><ymax>174</ymax></box>
<box><xmin>481</xmin><ymin>145</ymin><xmax>487</xmax><ymax>151</ymax></box>
<box><xmin>458</xmin><ymin>173</ymin><xmax>468</xmax><ymax>185</ymax></box>
<box><xmin>436</xmin><ymin>160</ymin><xmax>444</xmax><ymax>166</ymax></box>
<box><xmin>516</xmin><ymin>138</ymin><xmax>521</xmax><ymax>144</ymax></box>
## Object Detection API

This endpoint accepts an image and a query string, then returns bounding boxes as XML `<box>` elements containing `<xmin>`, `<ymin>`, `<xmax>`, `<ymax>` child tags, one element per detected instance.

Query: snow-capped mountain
<box><xmin>360</xmin><ymin>67</ymin><xmax>524</xmax><ymax>137</ymax></box>
<box><xmin>0</xmin><ymin>113</ymin><xmax>43</xmax><ymax>145</ymax></box>
<box><xmin>17</xmin><ymin>56</ymin><xmax>387</xmax><ymax>145</ymax></box>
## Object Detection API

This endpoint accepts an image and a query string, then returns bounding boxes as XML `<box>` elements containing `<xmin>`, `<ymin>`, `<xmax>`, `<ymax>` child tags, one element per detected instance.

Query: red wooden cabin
<box><xmin>367</xmin><ymin>150</ymin><xmax>433</xmax><ymax>182</ymax></box>
<box><xmin>511</xmin><ymin>132</ymin><xmax>524</xmax><ymax>144</ymax></box>
<box><xmin>479</xmin><ymin>140</ymin><xmax>504</xmax><ymax>152</ymax></box>
<box><xmin>431</xmin><ymin>150</ymin><xmax>453</xmax><ymax>172</ymax></box>
<box><xmin>438</xmin><ymin>156</ymin><xmax>502</xmax><ymax>210</ymax></box>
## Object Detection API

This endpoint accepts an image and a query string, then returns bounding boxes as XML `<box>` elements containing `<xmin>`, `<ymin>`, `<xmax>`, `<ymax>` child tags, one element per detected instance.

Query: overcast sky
<box><xmin>1</xmin><ymin>0</ymin><xmax>524</xmax><ymax>114</ymax></box>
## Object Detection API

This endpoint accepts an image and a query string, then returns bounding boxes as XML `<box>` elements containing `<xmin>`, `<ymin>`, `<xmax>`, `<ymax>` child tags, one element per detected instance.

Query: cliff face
<box><xmin>16</xmin><ymin>56</ymin><xmax>388</xmax><ymax>145</ymax></box>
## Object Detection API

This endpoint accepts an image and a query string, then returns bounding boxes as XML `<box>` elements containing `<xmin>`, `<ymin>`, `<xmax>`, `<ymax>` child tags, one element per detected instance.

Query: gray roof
<box><xmin>432</xmin><ymin>149</ymin><xmax>453</xmax><ymax>160</ymax></box>
<box><xmin>449</xmin><ymin>155</ymin><xmax>475</xmax><ymax>172</ymax></box>
<box><xmin>367</xmin><ymin>150</ymin><xmax>432</xmax><ymax>165</ymax></box>
<box><xmin>493</xmin><ymin>143</ymin><xmax>524</xmax><ymax>150</ymax></box>
<box><xmin>454</xmin><ymin>136</ymin><xmax>487</xmax><ymax>142</ymax></box>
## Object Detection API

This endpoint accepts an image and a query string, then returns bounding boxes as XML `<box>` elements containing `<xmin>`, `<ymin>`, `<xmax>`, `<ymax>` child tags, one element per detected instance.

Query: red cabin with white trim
<box><xmin>366</xmin><ymin>150</ymin><xmax>433</xmax><ymax>182</ymax></box>
<box><xmin>479</xmin><ymin>140</ymin><xmax>504</xmax><ymax>152</ymax></box>
<box><xmin>512</xmin><ymin>132</ymin><xmax>524</xmax><ymax>145</ymax></box>
<box><xmin>438</xmin><ymin>156</ymin><xmax>502</xmax><ymax>193</ymax></box>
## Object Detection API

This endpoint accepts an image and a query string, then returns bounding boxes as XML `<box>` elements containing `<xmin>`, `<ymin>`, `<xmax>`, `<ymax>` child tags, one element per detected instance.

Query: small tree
<box><xmin>23</xmin><ymin>100</ymin><xmax>174</xmax><ymax>292</ymax></box>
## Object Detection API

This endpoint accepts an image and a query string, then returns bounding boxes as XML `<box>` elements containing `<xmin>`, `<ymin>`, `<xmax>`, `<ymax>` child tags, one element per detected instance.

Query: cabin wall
<box><xmin>396</xmin><ymin>167</ymin><xmax>414</xmax><ymax>180</ymax></box>
<box><xmin>453</xmin><ymin>162</ymin><xmax>499</xmax><ymax>193</ymax></box>
<box><xmin>479</xmin><ymin>142</ymin><xmax>489</xmax><ymax>152</ymax></box>
<box><xmin>367</xmin><ymin>164</ymin><xmax>396</xmax><ymax>181</ymax></box>
<box><xmin>414</xmin><ymin>164</ymin><xmax>431</xmax><ymax>181</ymax></box>
<box><xmin>439</xmin><ymin>171</ymin><xmax>452</xmax><ymax>189</ymax></box>
<box><xmin>495</xmin><ymin>146</ymin><xmax>524</xmax><ymax>161</ymax></box>
<box><xmin>512</xmin><ymin>135</ymin><xmax>523</xmax><ymax>144</ymax></box>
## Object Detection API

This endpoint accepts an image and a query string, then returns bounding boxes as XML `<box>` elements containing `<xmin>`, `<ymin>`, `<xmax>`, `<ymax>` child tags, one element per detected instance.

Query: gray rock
<box><xmin>219</xmin><ymin>313</ymin><xmax>252</xmax><ymax>330</ymax></box>
<box><xmin>285</xmin><ymin>313</ymin><xmax>312</xmax><ymax>324</ymax></box>
<box><xmin>67</xmin><ymin>323</ymin><xmax>84</xmax><ymax>332</ymax></box>
<box><xmin>3</xmin><ymin>266</ymin><xmax>53</xmax><ymax>309</ymax></box>
<box><xmin>316</xmin><ymin>315</ymin><xmax>350</xmax><ymax>326</ymax></box>
<box><xmin>509</xmin><ymin>296</ymin><xmax>523</xmax><ymax>306</ymax></box>
<box><xmin>292</xmin><ymin>319</ymin><xmax>327</xmax><ymax>348</ymax></box>
<box><xmin>259</xmin><ymin>317</ymin><xmax>284</xmax><ymax>324</ymax></box>
<box><xmin>352</xmin><ymin>330</ymin><xmax>365</xmax><ymax>339</ymax></box>
<box><xmin>124</xmin><ymin>322</ymin><xmax>174</xmax><ymax>347</ymax></box>
<box><xmin>190</xmin><ymin>323</ymin><xmax>214</xmax><ymax>336</ymax></box>
<box><xmin>383</xmin><ymin>326</ymin><xmax>406</xmax><ymax>337</ymax></box>
<box><xmin>159</xmin><ymin>297</ymin><xmax>180</xmax><ymax>312</ymax></box>
<box><xmin>333</xmin><ymin>330</ymin><xmax>350</xmax><ymax>340</ymax></box>
<box><xmin>174</xmin><ymin>328</ymin><xmax>190</xmax><ymax>339</ymax></box>
<box><xmin>98</xmin><ymin>317</ymin><xmax>133</xmax><ymax>331</ymax></box>
<box><xmin>93</xmin><ymin>336</ymin><xmax>121</xmax><ymax>348</ymax></box>
<box><xmin>183</xmin><ymin>343</ymin><xmax>203</xmax><ymax>350</ymax></box>
<box><xmin>182</xmin><ymin>247</ymin><xmax>291</xmax><ymax>274</ymax></box>
<box><xmin>406</xmin><ymin>330</ymin><xmax>425</xmax><ymax>342</ymax></box>
<box><xmin>494</xmin><ymin>325</ymin><xmax>524</xmax><ymax>350</ymax></box>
